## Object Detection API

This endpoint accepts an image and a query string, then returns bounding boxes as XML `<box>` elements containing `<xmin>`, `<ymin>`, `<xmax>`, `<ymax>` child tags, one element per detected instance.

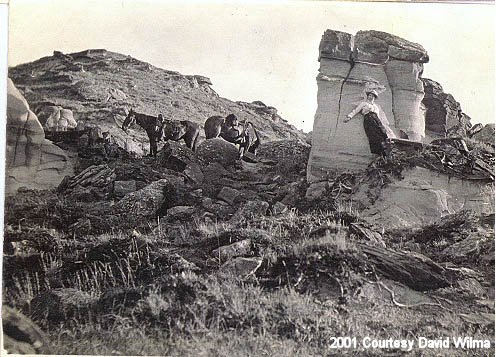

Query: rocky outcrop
<box><xmin>472</xmin><ymin>124</ymin><xmax>495</xmax><ymax>145</ymax></box>
<box><xmin>113</xmin><ymin>178</ymin><xmax>174</xmax><ymax>217</ymax></box>
<box><xmin>421</xmin><ymin>78</ymin><xmax>471</xmax><ymax>139</ymax></box>
<box><xmin>2</xmin><ymin>305</ymin><xmax>50</xmax><ymax>354</ymax></box>
<box><xmin>6</xmin><ymin>78</ymin><xmax>74</xmax><ymax>194</ymax></box>
<box><xmin>36</xmin><ymin>105</ymin><xmax>78</xmax><ymax>131</ymax></box>
<box><xmin>308</xmin><ymin>30</ymin><xmax>428</xmax><ymax>179</ymax></box>
<box><xmin>360</xmin><ymin>167</ymin><xmax>494</xmax><ymax>227</ymax></box>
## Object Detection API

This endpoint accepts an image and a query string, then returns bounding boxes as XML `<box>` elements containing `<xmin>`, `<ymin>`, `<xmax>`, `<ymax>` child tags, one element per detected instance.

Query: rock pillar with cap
<box><xmin>307</xmin><ymin>30</ymin><xmax>429</xmax><ymax>181</ymax></box>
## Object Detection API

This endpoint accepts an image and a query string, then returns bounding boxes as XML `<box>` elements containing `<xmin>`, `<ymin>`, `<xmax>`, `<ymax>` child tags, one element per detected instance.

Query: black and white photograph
<box><xmin>2</xmin><ymin>0</ymin><xmax>495</xmax><ymax>355</ymax></box>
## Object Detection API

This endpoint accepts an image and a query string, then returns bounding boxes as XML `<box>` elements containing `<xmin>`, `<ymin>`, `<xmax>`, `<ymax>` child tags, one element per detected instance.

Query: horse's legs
<box><xmin>238</xmin><ymin>143</ymin><xmax>246</xmax><ymax>159</ymax></box>
<box><xmin>183</xmin><ymin>131</ymin><xmax>194</xmax><ymax>150</ymax></box>
<box><xmin>192</xmin><ymin>131</ymin><xmax>200</xmax><ymax>151</ymax></box>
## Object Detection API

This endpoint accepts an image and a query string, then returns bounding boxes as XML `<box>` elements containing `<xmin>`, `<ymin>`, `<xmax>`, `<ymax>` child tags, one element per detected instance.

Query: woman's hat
<box><xmin>366</xmin><ymin>90</ymin><xmax>379</xmax><ymax>98</ymax></box>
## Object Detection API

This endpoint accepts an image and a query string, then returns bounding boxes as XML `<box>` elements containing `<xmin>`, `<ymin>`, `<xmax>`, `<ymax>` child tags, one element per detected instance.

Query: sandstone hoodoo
<box><xmin>308</xmin><ymin>30</ymin><xmax>429</xmax><ymax>177</ymax></box>
<box><xmin>306</xmin><ymin>29</ymin><xmax>494</xmax><ymax>227</ymax></box>
<box><xmin>6</xmin><ymin>78</ymin><xmax>74</xmax><ymax>195</ymax></box>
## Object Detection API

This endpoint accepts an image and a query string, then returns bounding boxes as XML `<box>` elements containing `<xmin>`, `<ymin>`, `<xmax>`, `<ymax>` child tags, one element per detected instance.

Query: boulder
<box><xmin>353</xmin><ymin>30</ymin><xmax>428</xmax><ymax>63</ymax></box>
<box><xmin>166</xmin><ymin>205</ymin><xmax>196</xmax><ymax>220</ymax></box>
<box><xmin>212</xmin><ymin>239</ymin><xmax>252</xmax><ymax>261</ymax></box>
<box><xmin>217</xmin><ymin>186</ymin><xmax>243</xmax><ymax>205</ymax></box>
<box><xmin>107</xmin><ymin>87</ymin><xmax>127</xmax><ymax>101</ymax></box>
<box><xmin>114</xmin><ymin>180</ymin><xmax>137</xmax><ymax>198</ymax></box>
<box><xmin>58</xmin><ymin>164</ymin><xmax>115</xmax><ymax>201</ymax></box>
<box><xmin>203</xmin><ymin>162</ymin><xmax>231</xmax><ymax>183</ymax></box>
<box><xmin>271</xmin><ymin>201</ymin><xmax>288</xmax><ymax>215</ymax></box>
<box><xmin>157</xmin><ymin>141</ymin><xmax>199</xmax><ymax>172</ymax></box>
<box><xmin>318</xmin><ymin>30</ymin><xmax>353</xmax><ymax>61</ymax></box>
<box><xmin>59</xmin><ymin>164</ymin><xmax>116</xmax><ymax>191</ymax></box>
<box><xmin>441</xmin><ymin>235</ymin><xmax>486</xmax><ymax>262</ymax></box>
<box><xmin>2</xmin><ymin>306</ymin><xmax>50</xmax><ymax>354</ymax></box>
<box><xmin>40</xmin><ymin>106</ymin><xmax>78</xmax><ymax>131</ymax></box>
<box><xmin>167</xmin><ymin>253</ymin><xmax>200</xmax><ymax>272</ymax></box>
<box><xmin>230</xmin><ymin>200</ymin><xmax>269</xmax><ymax>222</ymax></box>
<box><xmin>305</xmin><ymin>181</ymin><xmax>328</xmax><ymax>199</ymax></box>
<box><xmin>59</xmin><ymin>108</ymin><xmax>78</xmax><ymax>130</ymax></box>
<box><xmin>219</xmin><ymin>257</ymin><xmax>262</xmax><ymax>278</ymax></box>
<box><xmin>114</xmin><ymin>178</ymin><xmax>173</xmax><ymax>217</ymax></box>
<box><xmin>196</xmin><ymin>138</ymin><xmax>239</xmax><ymax>168</ymax></box>
<box><xmin>201</xmin><ymin>198</ymin><xmax>237</xmax><ymax>219</ymax></box>
<box><xmin>183</xmin><ymin>163</ymin><xmax>204</xmax><ymax>185</ymax></box>
<box><xmin>308</xmin><ymin>30</ymin><xmax>428</xmax><ymax>179</ymax></box>
<box><xmin>6</xmin><ymin>78</ymin><xmax>74</xmax><ymax>194</ymax></box>
<box><xmin>457</xmin><ymin>278</ymin><xmax>487</xmax><ymax>298</ymax></box>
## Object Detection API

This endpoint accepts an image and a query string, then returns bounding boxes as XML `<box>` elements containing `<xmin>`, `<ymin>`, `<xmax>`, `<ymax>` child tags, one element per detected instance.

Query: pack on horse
<box><xmin>204</xmin><ymin>114</ymin><xmax>260</xmax><ymax>158</ymax></box>
<box><xmin>162</xmin><ymin>119</ymin><xmax>201</xmax><ymax>151</ymax></box>
<box><xmin>122</xmin><ymin>109</ymin><xmax>164</xmax><ymax>157</ymax></box>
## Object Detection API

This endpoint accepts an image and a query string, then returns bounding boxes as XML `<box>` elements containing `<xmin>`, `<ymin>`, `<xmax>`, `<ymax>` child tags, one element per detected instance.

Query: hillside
<box><xmin>9</xmin><ymin>49</ymin><xmax>306</xmax><ymax>155</ymax></box>
<box><xmin>3</xmin><ymin>48</ymin><xmax>495</xmax><ymax>356</ymax></box>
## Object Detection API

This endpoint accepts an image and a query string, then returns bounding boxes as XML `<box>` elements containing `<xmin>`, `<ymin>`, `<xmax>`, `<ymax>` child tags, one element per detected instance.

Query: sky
<box><xmin>7</xmin><ymin>0</ymin><xmax>495</xmax><ymax>133</ymax></box>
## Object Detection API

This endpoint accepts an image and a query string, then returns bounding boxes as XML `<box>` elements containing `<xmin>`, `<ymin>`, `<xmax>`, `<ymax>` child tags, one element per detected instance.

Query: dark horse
<box><xmin>162</xmin><ymin>119</ymin><xmax>201</xmax><ymax>151</ymax></box>
<box><xmin>204</xmin><ymin>114</ymin><xmax>260</xmax><ymax>158</ymax></box>
<box><xmin>122</xmin><ymin>109</ymin><xmax>163</xmax><ymax>157</ymax></box>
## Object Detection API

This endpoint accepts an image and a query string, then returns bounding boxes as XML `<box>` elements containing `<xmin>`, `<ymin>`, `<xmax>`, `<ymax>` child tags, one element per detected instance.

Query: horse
<box><xmin>162</xmin><ymin>119</ymin><xmax>201</xmax><ymax>151</ymax></box>
<box><xmin>204</xmin><ymin>114</ymin><xmax>260</xmax><ymax>158</ymax></box>
<box><xmin>122</xmin><ymin>109</ymin><xmax>163</xmax><ymax>157</ymax></box>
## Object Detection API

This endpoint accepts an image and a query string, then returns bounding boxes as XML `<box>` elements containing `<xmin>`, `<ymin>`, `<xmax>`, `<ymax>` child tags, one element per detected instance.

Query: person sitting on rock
<box><xmin>344</xmin><ymin>90</ymin><xmax>396</xmax><ymax>155</ymax></box>
<box><xmin>221</xmin><ymin>114</ymin><xmax>242</xmax><ymax>143</ymax></box>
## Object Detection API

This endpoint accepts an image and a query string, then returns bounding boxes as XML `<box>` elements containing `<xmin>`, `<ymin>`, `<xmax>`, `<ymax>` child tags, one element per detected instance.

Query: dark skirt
<box><xmin>363</xmin><ymin>112</ymin><xmax>389</xmax><ymax>155</ymax></box>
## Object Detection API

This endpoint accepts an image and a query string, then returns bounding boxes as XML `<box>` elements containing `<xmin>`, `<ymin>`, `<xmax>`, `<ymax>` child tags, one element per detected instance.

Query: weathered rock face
<box><xmin>113</xmin><ymin>178</ymin><xmax>173</xmax><ymax>217</ymax></box>
<box><xmin>2</xmin><ymin>305</ymin><xmax>51</xmax><ymax>354</ymax></box>
<box><xmin>36</xmin><ymin>105</ymin><xmax>78</xmax><ymax>131</ymax></box>
<box><xmin>308</xmin><ymin>30</ymin><xmax>428</xmax><ymax>180</ymax></box>
<box><xmin>472</xmin><ymin>124</ymin><xmax>495</xmax><ymax>145</ymax></box>
<box><xmin>6</xmin><ymin>78</ymin><xmax>74</xmax><ymax>194</ymax></box>
<box><xmin>421</xmin><ymin>78</ymin><xmax>471</xmax><ymax>139</ymax></box>
<box><xmin>361</xmin><ymin>167</ymin><xmax>494</xmax><ymax>227</ymax></box>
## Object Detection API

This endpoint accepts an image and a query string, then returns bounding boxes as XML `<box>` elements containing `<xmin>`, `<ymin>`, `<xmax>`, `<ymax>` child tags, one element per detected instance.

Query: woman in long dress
<box><xmin>344</xmin><ymin>90</ymin><xmax>396</xmax><ymax>155</ymax></box>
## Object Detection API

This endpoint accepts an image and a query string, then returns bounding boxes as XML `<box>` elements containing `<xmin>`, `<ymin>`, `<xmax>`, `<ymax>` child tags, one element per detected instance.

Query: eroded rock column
<box><xmin>308</xmin><ymin>30</ymin><xmax>429</xmax><ymax>181</ymax></box>
<box><xmin>6</xmin><ymin>78</ymin><xmax>74</xmax><ymax>194</ymax></box>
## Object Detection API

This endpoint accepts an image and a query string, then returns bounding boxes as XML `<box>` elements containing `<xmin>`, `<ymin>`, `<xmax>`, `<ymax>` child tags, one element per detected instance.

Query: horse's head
<box><xmin>122</xmin><ymin>109</ymin><xmax>136</xmax><ymax>132</ymax></box>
